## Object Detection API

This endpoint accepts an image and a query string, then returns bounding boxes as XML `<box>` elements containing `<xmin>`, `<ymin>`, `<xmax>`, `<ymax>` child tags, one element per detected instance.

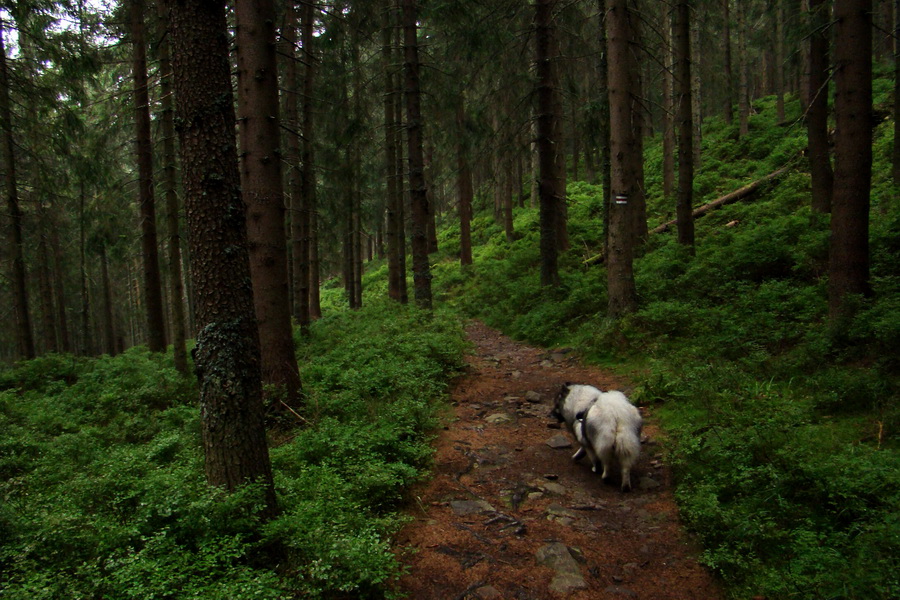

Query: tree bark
<box><xmin>598</xmin><ymin>4</ymin><xmax>611</xmax><ymax>257</ymax></box>
<box><xmin>536</xmin><ymin>0</ymin><xmax>561</xmax><ymax>287</ymax></box>
<box><xmin>457</xmin><ymin>99</ymin><xmax>474</xmax><ymax>266</ymax></box>
<box><xmin>661</xmin><ymin>6</ymin><xmax>675</xmax><ymax>201</ymax></box>
<box><xmin>131</xmin><ymin>0</ymin><xmax>167</xmax><ymax>354</ymax></box>
<box><xmin>893</xmin><ymin>0</ymin><xmax>900</xmax><ymax>185</ymax></box>
<box><xmin>302</xmin><ymin>0</ymin><xmax>321</xmax><ymax>320</ymax></box>
<box><xmin>737</xmin><ymin>1</ymin><xmax>750</xmax><ymax>137</ymax></box>
<box><xmin>235</xmin><ymin>0</ymin><xmax>302</xmax><ymax>403</ymax></box>
<box><xmin>0</xmin><ymin>21</ymin><xmax>35</xmax><ymax>360</ymax></box>
<box><xmin>775</xmin><ymin>0</ymin><xmax>786</xmax><ymax>123</ymax></box>
<box><xmin>100</xmin><ymin>244</ymin><xmax>117</xmax><ymax>356</ymax></box>
<box><xmin>166</xmin><ymin>0</ymin><xmax>277</xmax><ymax>518</ymax></box>
<box><xmin>402</xmin><ymin>0</ymin><xmax>433</xmax><ymax>309</ymax></box>
<box><xmin>808</xmin><ymin>0</ymin><xmax>834</xmax><ymax>213</ymax></box>
<box><xmin>49</xmin><ymin>204</ymin><xmax>71</xmax><ymax>353</ymax></box>
<box><xmin>606</xmin><ymin>0</ymin><xmax>639</xmax><ymax>317</ymax></box>
<box><xmin>675</xmin><ymin>1</ymin><xmax>695</xmax><ymax>249</ymax></box>
<box><xmin>284</xmin><ymin>1</ymin><xmax>310</xmax><ymax>333</ymax></box>
<box><xmin>383</xmin><ymin>2</ymin><xmax>406</xmax><ymax>296</ymax></box>
<box><xmin>723</xmin><ymin>0</ymin><xmax>734</xmax><ymax>124</ymax></box>
<box><xmin>829</xmin><ymin>0</ymin><xmax>873</xmax><ymax>323</ymax></box>
<box><xmin>156</xmin><ymin>1</ymin><xmax>188</xmax><ymax>373</ymax></box>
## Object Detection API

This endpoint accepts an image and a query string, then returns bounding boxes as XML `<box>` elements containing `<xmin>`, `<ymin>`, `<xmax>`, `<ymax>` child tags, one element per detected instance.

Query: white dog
<box><xmin>549</xmin><ymin>383</ymin><xmax>603</xmax><ymax>461</ymax></box>
<box><xmin>572</xmin><ymin>391</ymin><xmax>642</xmax><ymax>492</ymax></box>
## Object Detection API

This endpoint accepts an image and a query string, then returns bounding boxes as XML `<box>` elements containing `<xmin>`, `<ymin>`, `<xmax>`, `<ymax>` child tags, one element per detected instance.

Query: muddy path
<box><xmin>394</xmin><ymin>321</ymin><xmax>722</xmax><ymax>599</ymax></box>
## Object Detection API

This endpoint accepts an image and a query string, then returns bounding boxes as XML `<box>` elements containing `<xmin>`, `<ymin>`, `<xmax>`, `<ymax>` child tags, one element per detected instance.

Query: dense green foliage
<box><xmin>422</xmin><ymin>91</ymin><xmax>900</xmax><ymax>599</ymax></box>
<box><xmin>0</xmin><ymin>304</ymin><xmax>466</xmax><ymax>599</ymax></box>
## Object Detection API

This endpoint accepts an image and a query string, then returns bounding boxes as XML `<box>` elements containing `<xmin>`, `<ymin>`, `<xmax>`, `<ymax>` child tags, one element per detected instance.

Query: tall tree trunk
<box><xmin>285</xmin><ymin>1</ymin><xmax>310</xmax><ymax>333</ymax></box>
<box><xmin>457</xmin><ymin>99</ymin><xmax>474</xmax><ymax>266</ymax></box>
<box><xmin>893</xmin><ymin>0</ymin><xmax>900</xmax><ymax>185</ymax></box>
<box><xmin>131</xmin><ymin>0</ymin><xmax>167</xmax><ymax>353</ymax></box>
<box><xmin>1</xmin><ymin>22</ymin><xmax>35</xmax><ymax>360</ymax></box>
<box><xmin>661</xmin><ymin>6</ymin><xmax>675</xmax><ymax>201</ymax></box>
<box><xmin>737</xmin><ymin>1</ymin><xmax>750</xmax><ymax>137</ymax></box>
<box><xmin>166</xmin><ymin>0</ymin><xmax>277</xmax><ymax>518</ymax></box>
<box><xmin>394</xmin><ymin>52</ymin><xmax>409</xmax><ymax>305</ymax></box>
<box><xmin>809</xmin><ymin>0</ymin><xmax>833</xmax><ymax>213</ymax></box>
<box><xmin>829</xmin><ymin>0</ymin><xmax>873</xmax><ymax>323</ymax></box>
<box><xmin>235</xmin><ymin>0</ymin><xmax>302</xmax><ymax>403</ymax></box>
<box><xmin>302</xmin><ymin>0</ymin><xmax>321</xmax><ymax>320</ymax></box>
<box><xmin>383</xmin><ymin>3</ymin><xmax>405</xmax><ymax>297</ymax></box>
<box><xmin>631</xmin><ymin>3</ymin><xmax>648</xmax><ymax>246</ymax></box>
<box><xmin>606</xmin><ymin>0</ymin><xmax>639</xmax><ymax>317</ymax></box>
<box><xmin>775</xmin><ymin>0</ymin><xmax>786</xmax><ymax>123</ymax></box>
<box><xmin>502</xmin><ymin>160</ymin><xmax>515</xmax><ymax>242</ymax></box>
<box><xmin>156</xmin><ymin>1</ymin><xmax>188</xmax><ymax>373</ymax></box>
<box><xmin>100</xmin><ymin>244</ymin><xmax>117</xmax><ymax>356</ymax></box>
<box><xmin>402</xmin><ymin>0</ymin><xmax>433</xmax><ymax>309</ymax></box>
<box><xmin>49</xmin><ymin>205</ymin><xmax>71</xmax><ymax>353</ymax></box>
<box><xmin>675</xmin><ymin>1</ymin><xmax>695</xmax><ymax>249</ymax></box>
<box><xmin>79</xmin><ymin>183</ymin><xmax>91</xmax><ymax>355</ymax></box>
<box><xmin>723</xmin><ymin>0</ymin><xmax>734</xmax><ymax>124</ymax></box>
<box><xmin>536</xmin><ymin>0</ymin><xmax>561</xmax><ymax>286</ymax></box>
<box><xmin>689</xmin><ymin>8</ymin><xmax>701</xmax><ymax>169</ymax></box>
<box><xmin>598</xmin><ymin>4</ymin><xmax>611</xmax><ymax>257</ymax></box>
<box><xmin>37</xmin><ymin>205</ymin><xmax>58</xmax><ymax>354</ymax></box>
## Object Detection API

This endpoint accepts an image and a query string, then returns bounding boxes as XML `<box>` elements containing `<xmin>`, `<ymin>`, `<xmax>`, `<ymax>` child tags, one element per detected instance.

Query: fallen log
<box><xmin>649</xmin><ymin>164</ymin><xmax>793</xmax><ymax>234</ymax></box>
<box><xmin>582</xmin><ymin>163</ymin><xmax>794</xmax><ymax>266</ymax></box>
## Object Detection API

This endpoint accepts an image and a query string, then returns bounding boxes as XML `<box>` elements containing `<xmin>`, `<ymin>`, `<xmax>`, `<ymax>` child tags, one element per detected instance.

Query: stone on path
<box><xmin>535</xmin><ymin>542</ymin><xmax>588</xmax><ymax>595</ymax></box>
<box><xmin>525</xmin><ymin>390</ymin><xmax>542</xmax><ymax>403</ymax></box>
<box><xmin>449</xmin><ymin>499</ymin><xmax>495</xmax><ymax>516</ymax></box>
<box><xmin>546</xmin><ymin>434</ymin><xmax>572</xmax><ymax>449</ymax></box>
<box><xmin>475</xmin><ymin>585</ymin><xmax>501</xmax><ymax>599</ymax></box>
<box><xmin>638</xmin><ymin>476</ymin><xmax>661</xmax><ymax>490</ymax></box>
<box><xmin>485</xmin><ymin>413</ymin><xmax>514</xmax><ymax>424</ymax></box>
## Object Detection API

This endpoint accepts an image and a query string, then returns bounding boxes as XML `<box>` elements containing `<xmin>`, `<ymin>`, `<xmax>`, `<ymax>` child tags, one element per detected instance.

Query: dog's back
<box><xmin>580</xmin><ymin>391</ymin><xmax>642</xmax><ymax>491</ymax></box>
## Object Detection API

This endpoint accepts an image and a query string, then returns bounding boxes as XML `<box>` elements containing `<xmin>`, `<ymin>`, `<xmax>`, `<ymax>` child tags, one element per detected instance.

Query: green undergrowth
<box><xmin>0</xmin><ymin>303</ymin><xmax>466</xmax><ymax>599</ymax></box>
<box><xmin>423</xmin><ymin>91</ymin><xmax>900</xmax><ymax>599</ymax></box>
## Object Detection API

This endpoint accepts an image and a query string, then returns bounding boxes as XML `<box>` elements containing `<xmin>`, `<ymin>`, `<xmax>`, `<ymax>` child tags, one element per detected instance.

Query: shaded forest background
<box><xmin>1</xmin><ymin>1</ymin><xmax>899</xmax><ymax>599</ymax></box>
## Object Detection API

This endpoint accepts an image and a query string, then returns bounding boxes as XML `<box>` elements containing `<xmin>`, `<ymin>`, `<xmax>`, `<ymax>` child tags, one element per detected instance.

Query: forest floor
<box><xmin>393</xmin><ymin>321</ymin><xmax>723</xmax><ymax>599</ymax></box>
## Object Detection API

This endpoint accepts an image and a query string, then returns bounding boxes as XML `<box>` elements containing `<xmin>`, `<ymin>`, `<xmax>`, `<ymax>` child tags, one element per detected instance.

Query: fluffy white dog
<box><xmin>572</xmin><ymin>391</ymin><xmax>642</xmax><ymax>492</ymax></box>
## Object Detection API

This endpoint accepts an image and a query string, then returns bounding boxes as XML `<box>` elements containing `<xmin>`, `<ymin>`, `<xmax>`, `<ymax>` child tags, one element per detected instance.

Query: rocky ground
<box><xmin>393</xmin><ymin>321</ymin><xmax>722</xmax><ymax>599</ymax></box>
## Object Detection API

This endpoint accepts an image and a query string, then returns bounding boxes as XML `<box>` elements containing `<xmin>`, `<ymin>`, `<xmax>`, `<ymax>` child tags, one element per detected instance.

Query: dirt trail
<box><xmin>394</xmin><ymin>321</ymin><xmax>722</xmax><ymax>599</ymax></box>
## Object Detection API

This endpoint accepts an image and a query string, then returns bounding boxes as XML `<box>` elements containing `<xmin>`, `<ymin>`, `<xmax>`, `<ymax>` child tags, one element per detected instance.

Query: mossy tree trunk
<box><xmin>166</xmin><ymin>0</ymin><xmax>277</xmax><ymax>518</ymax></box>
<box><xmin>808</xmin><ymin>0</ymin><xmax>833</xmax><ymax>213</ymax></box>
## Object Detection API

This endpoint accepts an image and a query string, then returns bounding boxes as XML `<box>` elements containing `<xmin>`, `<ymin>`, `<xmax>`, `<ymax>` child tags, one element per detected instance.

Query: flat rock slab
<box><xmin>484</xmin><ymin>413</ymin><xmax>514</xmax><ymax>425</ymax></box>
<box><xmin>450</xmin><ymin>499</ymin><xmax>495</xmax><ymax>516</ymax></box>
<box><xmin>536</xmin><ymin>542</ymin><xmax>588</xmax><ymax>595</ymax></box>
<box><xmin>546</xmin><ymin>434</ymin><xmax>572</xmax><ymax>449</ymax></box>
<box><xmin>525</xmin><ymin>390</ymin><xmax>543</xmax><ymax>403</ymax></box>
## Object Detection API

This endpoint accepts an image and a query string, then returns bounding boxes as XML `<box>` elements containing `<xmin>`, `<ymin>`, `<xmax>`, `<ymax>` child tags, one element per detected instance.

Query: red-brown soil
<box><xmin>394</xmin><ymin>321</ymin><xmax>722</xmax><ymax>599</ymax></box>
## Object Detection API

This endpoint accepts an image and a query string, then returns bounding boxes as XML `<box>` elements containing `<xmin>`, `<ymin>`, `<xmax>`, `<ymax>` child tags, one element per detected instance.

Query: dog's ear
<box><xmin>574</xmin><ymin>409</ymin><xmax>587</xmax><ymax>421</ymax></box>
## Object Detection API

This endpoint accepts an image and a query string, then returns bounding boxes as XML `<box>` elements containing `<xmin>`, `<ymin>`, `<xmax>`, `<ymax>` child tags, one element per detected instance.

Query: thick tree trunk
<box><xmin>808</xmin><ymin>0</ymin><xmax>833</xmax><ymax>213</ymax></box>
<box><xmin>131</xmin><ymin>0</ymin><xmax>167</xmax><ymax>353</ymax></box>
<box><xmin>536</xmin><ymin>0</ymin><xmax>561</xmax><ymax>286</ymax></box>
<box><xmin>37</xmin><ymin>206</ymin><xmax>58</xmax><ymax>354</ymax></box>
<box><xmin>675</xmin><ymin>1</ymin><xmax>695</xmax><ymax>249</ymax></box>
<box><xmin>166</xmin><ymin>0</ymin><xmax>277</xmax><ymax>518</ymax></box>
<box><xmin>829</xmin><ymin>0</ymin><xmax>873</xmax><ymax>323</ymax></box>
<box><xmin>394</xmin><ymin>52</ymin><xmax>409</xmax><ymax>305</ymax></box>
<box><xmin>1</xmin><ymin>22</ymin><xmax>35</xmax><ymax>360</ymax></box>
<box><xmin>235</xmin><ymin>0</ymin><xmax>302</xmax><ymax>403</ymax></box>
<box><xmin>402</xmin><ymin>0</ymin><xmax>433</xmax><ymax>309</ymax></box>
<box><xmin>690</xmin><ymin>11</ymin><xmax>701</xmax><ymax>169</ymax></box>
<box><xmin>606</xmin><ymin>0</ymin><xmax>639</xmax><ymax>317</ymax></box>
<box><xmin>155</xmin><ymin>1</ymin><xmax>188</xmax><ymax>373</ymax></box>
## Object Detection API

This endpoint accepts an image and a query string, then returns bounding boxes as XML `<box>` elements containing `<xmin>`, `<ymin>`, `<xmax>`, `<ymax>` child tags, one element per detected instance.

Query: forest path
<box><xmin>394</xmin><ymin>321</ymin><xmax>722</xmax><ymax>599</ymax></box>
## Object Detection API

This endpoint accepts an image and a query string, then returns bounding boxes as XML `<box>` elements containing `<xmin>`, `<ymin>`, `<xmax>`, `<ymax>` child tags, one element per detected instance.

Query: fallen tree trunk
<box><xmin>650</xmin><ymin>164</ymin><xmax>793</xmax><ymax>234</ymax></box>
<box><xmin>582</xmin><ymin>164</ymin><xmax>794</xmax><ymax>266</ymax></box>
